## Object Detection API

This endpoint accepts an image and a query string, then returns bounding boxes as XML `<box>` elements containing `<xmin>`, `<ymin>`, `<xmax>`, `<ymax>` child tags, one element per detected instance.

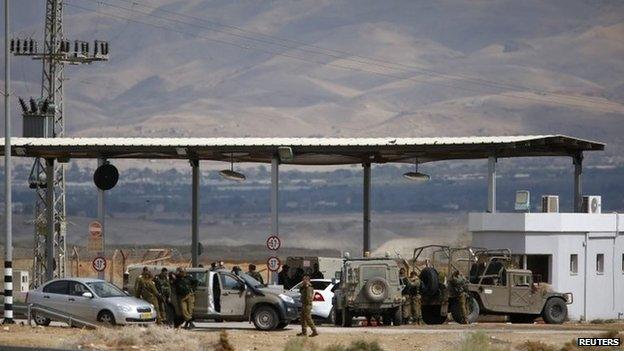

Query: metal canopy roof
<box><xmin>0</xmin><ymin>135</ymin><xmax>604</xmax><ymax>165</ymax></box>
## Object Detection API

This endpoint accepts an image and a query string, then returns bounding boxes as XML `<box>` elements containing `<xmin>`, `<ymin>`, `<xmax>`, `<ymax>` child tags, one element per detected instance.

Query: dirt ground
<box><xmin>0</xmin><ymin>322</ymin><xmax>622</xmax><ymax>351</ymax></box>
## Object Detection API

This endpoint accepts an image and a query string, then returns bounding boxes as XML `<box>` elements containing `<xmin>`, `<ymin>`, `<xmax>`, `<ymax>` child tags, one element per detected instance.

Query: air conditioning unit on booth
<box><xmin>582</xmin><ymin>196</ymin><xmax>602</xmax><ymax>214</ymax></box>
<box><xmin>541</xmin><ymin>195</ymin><xmax>559</xmax><ymax>213</ymax></box>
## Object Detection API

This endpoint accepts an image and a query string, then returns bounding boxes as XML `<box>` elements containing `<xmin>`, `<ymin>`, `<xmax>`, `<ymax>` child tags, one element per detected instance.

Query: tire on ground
<box><xmin>450</xmin><ymin>296</ymin><xmax>480</xmax><ymax>324</ymax></box>
<box><xmin>97</xmin><ymin>310</ymin><xmax>116</xmax><ymax>325</ymax></box>
<box><xmin>419</xmin><ymin>267</ymin><xmax>440</xmax><ymax>297</ymax></box>
<box><xmin>33</xmin><ymin>313</ymin><xmax>51</xmax><ymax>326</ymax></box>
<box><xmin>363</xmin><ymin>277</ymin><xmax>389</xmax><ymax>303</ymax></box>
<box><xmin>542</xmin><ymin>298</ymin><xmax>567</xmax><ymax>324</ymax></box>
<box><xmin>252</xmin><ymin>305</ymin><xmax>280</xmax><ymax>330</ymax></box>
<box><xmin>392</xmin><ymin>307</ymin><xmax>403</xmax><ymax>326</ymax></box>
<box><xmin>421</xmin><ymin>305</ymin><xmax>446</xmax><ymax>325</ymax></box>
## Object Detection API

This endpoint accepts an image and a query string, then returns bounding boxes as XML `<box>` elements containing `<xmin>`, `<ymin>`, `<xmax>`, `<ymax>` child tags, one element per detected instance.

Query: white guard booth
<box><xmin>470</xmin><ymin>212</ymin><xmax>624</xmax><ymax>321</ymax></box>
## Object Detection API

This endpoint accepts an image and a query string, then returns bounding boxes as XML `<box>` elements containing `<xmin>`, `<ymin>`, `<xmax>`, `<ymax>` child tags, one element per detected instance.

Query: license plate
<box><xmin>140</xmin><ymin>312</ymin><xmax>152</xmax><ymax>320</ymax></box>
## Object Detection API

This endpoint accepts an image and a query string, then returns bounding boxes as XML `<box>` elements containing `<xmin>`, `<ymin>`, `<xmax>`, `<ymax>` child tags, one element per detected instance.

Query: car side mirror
<box><xmin>82</xmin><ymin>292</ymin><xmax>93</xmax><ymax>298</ymax></box>
<box><xmin>331</xmin><ymin>278</ymin><xmax>337</xmax><ymax>285</ymax></box>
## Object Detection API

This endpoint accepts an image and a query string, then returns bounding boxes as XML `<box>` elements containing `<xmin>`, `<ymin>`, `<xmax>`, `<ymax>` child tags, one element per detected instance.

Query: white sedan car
<box><xmin>26</xmin><ymin>278</ymin><xmax>157</xmax><ymax>326</ymax></box>
<box><xmin>291</xmin><ymin>279</ymin><xmax>338</xmax><ymax>321</ymax></box>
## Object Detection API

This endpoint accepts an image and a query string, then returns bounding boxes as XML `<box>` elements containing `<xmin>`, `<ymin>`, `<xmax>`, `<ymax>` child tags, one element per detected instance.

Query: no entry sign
<box><xmin>267</xmin><ymin>256</ymin><xmax>281</xmax><ymax>272</ymax></box>
<box><xmin>92</xmin><ymin>256</ymin><xmax>107</xmax><ymax>272</ymax></box>
<box><xmin>266</xmin><ymin>235</ymin><xmax>281</xmax><ymax>251</ymax></box>
<box><xmin>89</xmin><ymin>221</ymin><xmax>102</xmax><ymax>239</ymax></box>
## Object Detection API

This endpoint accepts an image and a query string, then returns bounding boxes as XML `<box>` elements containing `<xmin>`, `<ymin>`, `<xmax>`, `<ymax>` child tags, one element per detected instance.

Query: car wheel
<box><xmin>422</xmin><ymin>305</ymin><xmax>446</xmax><ymax>325</ymax></box>
<box><xmin>363</xmin><ymin>277</ymin><xmax>389</xmax><ymax>303</ymax></box>
<box><xmin>252</xmin><ymin>306</ymin><xmax>279</xmax><ymax>331</ymax></box>
<box><xmin>451</xmin><ymin>296</ymin><xmax>480</xmax><ymax>324</ymax></box>
<box><xmin>33</xmin><ymin>313</ymin><xmax>51</xmax><ymax>326</ymax></box>
<box><xmin>542</xmin><ymin>298</ymin><xmax>567</xmax><ymax>324</ymax></box>
<box><xmin>341</xmin><ymin>308</ymin><xmax>353</xmax><ymax>327</ymax></box>
<box><xmin>392</xmin><ymin>307</ymin><xmax>403</xmax><ymax>326</ymax></box>
<box><xmin>334</xmin><ymin>308</ymin><xmax>343</xmax><ymax>326</ymax></box>
<box><xmin>509</xmin><ymin>314</ymin><xmax>537</xmax><ymax>324</ymax></box>
<box><xmin>97</xmin><ymin>310</ymin><xmax>116</xmax><ymax>326</ymax></box>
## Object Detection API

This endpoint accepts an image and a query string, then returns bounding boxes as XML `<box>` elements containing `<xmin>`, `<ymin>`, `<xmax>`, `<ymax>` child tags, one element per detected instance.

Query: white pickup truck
<box><xmin>126</xmin><ymin>265</ymin><xmax>300</xmax><ymax>330</ymax></box>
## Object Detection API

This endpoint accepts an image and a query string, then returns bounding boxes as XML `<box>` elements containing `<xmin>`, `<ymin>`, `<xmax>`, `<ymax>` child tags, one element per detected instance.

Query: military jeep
<box><xmin>333</xmin><ymin>256</ymin><xmax>403</xmax><ymax>327</ymax></box>
<box><xmin>462</xmin><ymin>248</ymin><xmax>573</xmax><ymax>324</ymax></box>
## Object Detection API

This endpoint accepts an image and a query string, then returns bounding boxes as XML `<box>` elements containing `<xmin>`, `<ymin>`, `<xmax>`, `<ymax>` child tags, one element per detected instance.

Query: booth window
<box><xmin>569</xmin><ymin>254</ymin><xmax>578</xmax><ymax>274</ymax></box>
<box><xmin>596</xmin><ymin>253</ymin><xmax>604</xmax><ymax>274</ymax></box>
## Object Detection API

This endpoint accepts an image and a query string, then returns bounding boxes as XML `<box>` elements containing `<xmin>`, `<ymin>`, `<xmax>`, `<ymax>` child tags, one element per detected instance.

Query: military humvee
<box><xmin>332</xmin><ymin>256</ymin><xmax>403</xmax><ymax>327</ymax></box>
<box><xmin>461</xmin><ymin>248</ymin><xmax>573</xmax><ymax>324</ymax></box>
<box><xmin>411</xmin><ymin>245</ymin><xmax>480</xmax><ymax>324</ymax></box>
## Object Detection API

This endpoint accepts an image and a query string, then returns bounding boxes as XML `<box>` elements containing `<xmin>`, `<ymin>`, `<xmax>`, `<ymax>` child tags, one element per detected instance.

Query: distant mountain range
<box><xmin>2</xmin><ymin>0</ymin><xmax>624</xmax><ymax>163</ymax></box>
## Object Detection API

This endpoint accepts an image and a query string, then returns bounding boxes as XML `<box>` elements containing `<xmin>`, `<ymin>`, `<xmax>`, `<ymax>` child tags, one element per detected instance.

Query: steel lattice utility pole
<box><xmin>11</xmin><ymin>0</ymin><xmax>109</xmax><ymax>286</ymax></box>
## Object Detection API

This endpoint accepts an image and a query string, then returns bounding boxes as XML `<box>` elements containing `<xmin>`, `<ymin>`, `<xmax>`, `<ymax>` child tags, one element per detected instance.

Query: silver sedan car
<box><xmin>26</xmin><ymin>277</ymin><xmax>157</xmax><ymax>326</ymax></box>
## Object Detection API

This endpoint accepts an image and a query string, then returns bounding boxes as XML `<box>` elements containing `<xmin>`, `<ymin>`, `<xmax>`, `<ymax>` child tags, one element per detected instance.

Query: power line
<box><xmin>83</xmin><ymin>0</ymin><xmax>615</xmax><ymax>107</ymax></box>
<box><xmin>65</xmin><ymin>1</ymin><xmax>622</xmax><ymax>112</ymax></box>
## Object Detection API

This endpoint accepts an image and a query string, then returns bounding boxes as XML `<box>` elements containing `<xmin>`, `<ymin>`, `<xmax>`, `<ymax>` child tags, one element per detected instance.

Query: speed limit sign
<box><xmin>267</xmin><ymin>256</ymin><xmax>281</xmax><ymax>272</ymax></box>
<box><xmin>266</xmin><ymin>235</ymin><xmax>281</xmax><ymax>251</ymax></box>
<box><xmin>92</xmin><ymin>256</ymin><xmax>107</xmax><ymax>272</ymax></box>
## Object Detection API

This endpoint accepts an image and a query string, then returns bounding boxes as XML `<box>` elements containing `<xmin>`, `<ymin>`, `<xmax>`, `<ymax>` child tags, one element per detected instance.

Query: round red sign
<box><xmin>266</xmin><ymin>235</ymin><xmax>281</xmax><ymax>251</ymax></box>
<box><xmin>267</xmin><ymin>256</ymin><xmax>281</xmax><ymax>272</ymax></box>
<box><xmin>92</xmin><ymin>256</ymin><xmax>107</xmax><ymax>272</ymax></box>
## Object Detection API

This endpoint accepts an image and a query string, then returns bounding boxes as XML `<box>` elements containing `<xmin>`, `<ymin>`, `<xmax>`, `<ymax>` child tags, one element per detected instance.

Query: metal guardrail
<box><xmin>26</xmin><ymin>303</ymin><xmax>100</xmax><ymax>329</ymax></box>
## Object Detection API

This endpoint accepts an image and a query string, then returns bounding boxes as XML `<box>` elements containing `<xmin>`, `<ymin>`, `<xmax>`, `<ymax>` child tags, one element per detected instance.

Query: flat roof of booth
<box><xmin>0</xmin><ymin>135</ymin><xmax>604</xmax><ymax>165</ymax></box>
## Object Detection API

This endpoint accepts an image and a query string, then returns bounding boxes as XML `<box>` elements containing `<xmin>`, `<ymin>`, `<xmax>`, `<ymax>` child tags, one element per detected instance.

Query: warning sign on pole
<box><xmin>266</xmin><ymin>235</ymin><xmax>281</xmax><ymax>251</ymax></box>
<box><xmin>92</xmin><ymin>256</ymin><xmax>107</xmax><ymax>272</ymax></box>
<box><xmin>88</xmin><ymin>221</ymin><xmax>103</xmax><ymax>252</ymax></box>
<box><xmin>267</xmin><ymin>256</ymin><xmax>281</xmax><ymax>272</ymax></box>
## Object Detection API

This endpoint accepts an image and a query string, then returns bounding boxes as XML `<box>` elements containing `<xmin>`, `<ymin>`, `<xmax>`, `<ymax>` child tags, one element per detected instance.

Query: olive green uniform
<box><xmin>298</xmin><ymin>281</ymin><xmax>317</xmax><ymax>336</ymax></box>
<box><xmin>400</xmin><ymin>276</ymin><xmax>412</xmax><ymax>321</ymax></box>
<box><xmin>175</xmin><ymin>275</ymin><xmax>198</xmax><ymax>323</ymax></box>
<box><xmin>450</xmin><ymin>274</ymin><xmax>470</xmax><ymax>323</ymax></box>
<box><xmin>409</xmin><ymin>276</ymin><xmax>423</xmax><ymax>324</ymax></box>
<box><xmin>154</xmin><ymin>273</ymin><xmax>171</xmax><ymax>322</ymax></box>
<box><xmin>136</xmin><ymin>276</ymin><xmax>162</xmax><ymax>323</ymax></box>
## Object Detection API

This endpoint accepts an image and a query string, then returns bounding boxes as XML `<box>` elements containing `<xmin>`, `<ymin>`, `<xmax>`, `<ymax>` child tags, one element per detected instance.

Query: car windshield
<box><xmin>240</xmin><ymin>273</ymin><xmax>263</xmax><ymax>288</ymax></box>
<box><xmin>86</xmin><ymin>281</ymin><xmax>126</xmax><ymax>298</ymax></box>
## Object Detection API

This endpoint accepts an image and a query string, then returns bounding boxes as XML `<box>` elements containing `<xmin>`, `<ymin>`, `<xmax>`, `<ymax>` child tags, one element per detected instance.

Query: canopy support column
<box><xmin>574</xmin><ymin>153</ymin><xmax>583</xmax><ymax>213</ymax></box>
<box><xmin>45</xmin><ymin>158</ymin><xmax>55</xmax><ymax>282</ymax></box>
<box><xmin>191</xmin><ymin>159</ymin><xmax>199</xmax><ymax>267</ymax></box>
<box><xmin>270</xmin><ymin>156</ymin><xmax>279</xmax><ymax>283</ymax></box>
<box><xmin>363</xmin><ymin>163</ymin><xmax>371</xmax><ymax>256</ymax></box>
<box><xmin>97</xmin><ymin>158</ymin><xmax>106</xmax><ymax>279</ymax></box>
<box><xmin>487</xmin><ymin>156</ymin><xmax>497</xmax><ymax>213</ymax></box>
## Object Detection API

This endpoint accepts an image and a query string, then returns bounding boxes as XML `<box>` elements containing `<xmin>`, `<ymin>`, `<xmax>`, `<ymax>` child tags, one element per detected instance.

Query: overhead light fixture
<box><xmin>278</xmin><ymin>146</ymin><xmax>294</xmax><ymax>162</ymax></box>
<box><xmin>219</xmin><ymin>154</ymin><xmax>246</xmax><ymax>182</ymax></box>
<box><xmin>403</xmin><ymin>162</ymin><xmax>430</xmax><ymax>181</ymax></box>
<box><xmin>175</xmin><ymin>147</ymin><xmax>187</xmax><ymax>156</ymax></box>
<box><xmin>14</xmin><ymin>147</ymin><xmax>26</xmax><ymax>156</ymax></box>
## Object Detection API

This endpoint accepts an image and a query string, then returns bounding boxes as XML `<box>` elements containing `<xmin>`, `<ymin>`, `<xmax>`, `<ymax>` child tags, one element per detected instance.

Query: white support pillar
<box><xmin>363</xmin><ymin>163</ymin><xmax>371</xmax><ymax>256</ymax></box>
<box><xmin>270</xmin><ymin>156</ymin><xmax>279</xmax><ymax>283</ymax></box>
<box><xmin>487</xmin><ymin>156</ymin><xmax>497</xmax><ymax>213</ymax></box>
<box><xmin>191</xmin><ymin>159</ymin><xmax>200</xmax><ymax>267</ymax></box>
<box><xmin>97</xmin><ymin>158</ymin><xmax>106</xmax><ymax>279</ymax></box>
<box><xmin>45</xmin><ymin>158</ymin><xmax>55</xmax><ymax>282</ymax></box>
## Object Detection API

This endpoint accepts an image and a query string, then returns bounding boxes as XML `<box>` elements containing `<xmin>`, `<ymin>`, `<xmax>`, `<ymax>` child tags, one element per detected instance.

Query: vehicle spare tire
<box><xmin>363</xmin><ymin>277</ymin><xmax>389</xmax><ymax>303</ymax></box>
<box><xmin>419</xmin><ymin>267</ymin><xmax>440</xmax><ymax>297</ymax></box>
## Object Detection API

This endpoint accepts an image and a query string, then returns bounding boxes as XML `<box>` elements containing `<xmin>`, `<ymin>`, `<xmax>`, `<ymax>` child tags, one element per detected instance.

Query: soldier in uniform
<box><xmin>133</xmin><ymin>266</ymin><xmax>149</xmax><ymax>295</ymax></box>
<box><xmin>278</xmin><ymin>264</ymin><xmax>292</xmax><ymax>289</ymax></box>
<box><xmin>153</xmin><ymin>267</ymin><xmax>171</xmax><ymax>324</ymax></box>
<box><xmin>399</xmin><ymin>268</ymin><xmax>412</xmax><ymax>322</ymax></box>
<box><xmin>297</xmin><ymin>273</ymin><xmax>318</xmax><ymax>337</ymax></box>
<box><xmin>449</xmin><ymin>270</ymin><xmax>470</xmax><ymax>323</ymax></box>
<box><xmin>174</xmin><ymin>267</ymin><xmax>199</xmax><ymax>329</ymax></box>
<box><xmin>135</xmin><ymin>271</ymin><xmax>163</xmax><ymax>324</ymax></box>
<box><xmin>247</xmin><ymin>264</ymin><xmax>264</xmax><ymax>285</ymax></box>
<box><xmin>409</xmin><ymin>271</ymin><xmax>423</xmax><ymax>325</ymax></box>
